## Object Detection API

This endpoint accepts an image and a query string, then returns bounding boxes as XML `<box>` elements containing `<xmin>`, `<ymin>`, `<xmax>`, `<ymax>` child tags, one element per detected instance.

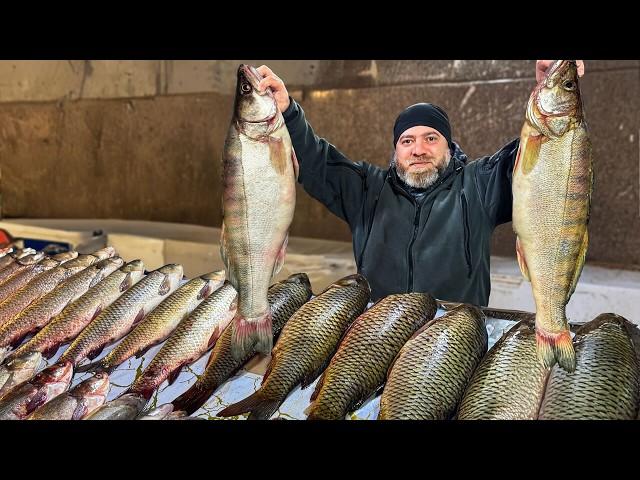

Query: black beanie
<box><xmin>393</xmin><ymin>103</ymin><xmax>452</xmax><ymax>149</ymax></box>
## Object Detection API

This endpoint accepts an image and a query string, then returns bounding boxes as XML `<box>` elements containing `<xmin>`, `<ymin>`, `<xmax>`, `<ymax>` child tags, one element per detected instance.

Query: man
<box><xmin>256</xmin><ymin>61</ymin><xmax>585</xmax><ymax>306</ymax></box>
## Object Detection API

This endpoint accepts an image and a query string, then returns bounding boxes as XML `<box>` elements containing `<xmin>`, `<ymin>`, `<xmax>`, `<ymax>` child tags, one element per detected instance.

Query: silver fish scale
<box><xmin>251</xmin><ymin>280</ymin><xmax>370</xmax><ymax>416</ymax></box>
<box><xmin>61</xmin><ymin>271</ymin><xmax>170</xmax><ymax>364</ymax></box>
<box><xmin>0</xmin><ymin>256</ymin><xmax>96</xmax><ymax>325</ymax></box>
<box><xmin>307</xmin><ymin>293</ymin><xmax>437</xmax><ymax>420</ymax></box>
<box><xmin>0</xmin><ymin>260</ymin><xmax>120</xmax><ymax>349</ymax></box>
<box><xmin>379</xmin><ymin>306</ymin><xmax>487</xmax><ymax>420</ymax></box>
<box><xmin>100</xmin><ymin>276</ymin><xmax>213</xmax><ymax>370</ymax></box>
<box><xmin>457</xmin><ymin>321</ymin><xmax>550</xmax><ymax>420</ymax></box>
<box><xmin>11</xmin><ymin>266</ymin><xmax>138</xmax><ymax>359</ymax></box>
<box><xmin>539</xmin><ymin>317</ymin><xmax>640</xmax><ymax>420</ymax></box>
<box><xmin>128</xmin><ymin>283</ymin><xmax>238</xmax><ymax>395</ymax></box>
<box><xmin>172</xmin><ymin>277</ymin><xmax>312</xmax><ymax>414</ymax></box>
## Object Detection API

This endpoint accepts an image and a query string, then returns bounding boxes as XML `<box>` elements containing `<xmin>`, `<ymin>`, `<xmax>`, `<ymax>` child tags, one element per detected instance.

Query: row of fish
<box><xmin>0</xmin><ymin>242</ymin><xmax>637</xmax><ymax>420</ymax></box>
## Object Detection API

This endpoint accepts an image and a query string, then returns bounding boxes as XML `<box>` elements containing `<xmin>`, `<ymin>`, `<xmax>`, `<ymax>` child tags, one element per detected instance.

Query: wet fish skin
<box><xmin>28</xmin><ymin>372</ymin><xmax>110</xmax><ymax>420</ymax></box>
<box><xmin>137</xmin><ymin>403</ymin><xmax>174</xmax><ymax>420</ymax></box>
<box><xmin>0</xmin><ymin>248</ymin><xmax>37</xmax><ymax>271</ymax></box>
<box><xmin>126</xmin><ymin>282</ymin><xmax>238</xmax><ymax>400</ymax></box>
<box><xmin>60</xmin><ymin>264</ymin><xmax>183</xmax><ymax>367</ymax></box>
<box><xmin>457</xmin><ymin>320</ymin><xmax>551</xmax><ymax>420</ymax></box>
<box><xmin>0</xmin><ymin>252</ymin><xmax>78</xmax><ymax>304</ymax></box>
<box><xmin>306</xmin><ymin>292</ymin><xmax>438</xmax><ymax>420</ymax></box>
<box><xmin>0</xmin><ymin>252</ymin><xmax>47</xmax><ymax>288</ymax></box>
<box><xmin>0</xmin><ymin>352</ymin><xmax>42</xmax><ymax>400</ymax></box>
<box><xmin>378</xmin><ymin>304</ymin><xmax>488</xmax><ymax>420</ymax></box>
<box><xmin>0</xmin><ymin>256</ymin><xmax>124</xmax><ymax>362</ymax></box>
<box><xmin>512</xmin><ymin>60</ymin><xmax>593</xmax><ymax>372</ymax></box>
<box><xmin>217</xmin><ymin>274</ymin><xmax>370</xmax><ymax>420</ymax></box>
<box><xmin>0</xmin><ymin>361</ymin><xmax>73</xmax><ymax>420</ymax></box>
<box><xmin>6</xmin><ymin>260</ymin><xmax>145</xmax><ymax>363</ymax></box>
<box><xmin>84</xmin><ymin>393</ymin><xmax>147</xmax><ymax>420</ymax></box>
<box><xmin>223</xmin><ymin>64</ymin><xmax>298</xmax><ymax>359</ymax></box>
<box><xmin>538</xmin><ymin>313</ymin><xmax>640</xmax><ymax>420</ymax></box>
<box><xmin>172</xmin><ymin>273</ymin><xmax>313</xmax><ymax>415</ymax></box>
<box><xmin>94</xmin><ymin>270</ymin><xmax>226</xmax><ymax>373</ymax></box>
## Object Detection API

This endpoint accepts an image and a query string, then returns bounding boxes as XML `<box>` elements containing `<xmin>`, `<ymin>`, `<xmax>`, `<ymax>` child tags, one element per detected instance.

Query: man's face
<box><xmin>394</xmin><ymin>125</ymin><xmax>451</xmax><ymax>189</ymax></box>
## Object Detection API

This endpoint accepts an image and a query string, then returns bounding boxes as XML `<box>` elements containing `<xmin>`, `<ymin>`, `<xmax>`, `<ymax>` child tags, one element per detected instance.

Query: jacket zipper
<box><xmin>461</xmin><ymin>191</ymin><xmax>472</xmax><ymax>277</ymax></box>
<box><xmin>407</xmin><ymin>201</ymin><xmax>422</xmax><ymax>291</ymax></box>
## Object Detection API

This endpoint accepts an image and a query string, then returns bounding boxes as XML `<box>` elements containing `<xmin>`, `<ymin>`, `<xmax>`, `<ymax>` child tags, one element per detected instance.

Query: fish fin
<box><xmin>42</xmin><ymin>345</ymin><xmax>61</xmax><ymax>360</ymax></box>
<box><xmin>267</xmin><ymin>135</ymin><xmax>288</xmax><ymax>175</ymax></box>
<box><xmin>0</xmin><ymin>347</ymin><xmax>11</xmax><ymax>364</ymax></box>
<box><xmin>309</xmin><ymin>371</ymin><xmax>327</xmax><ymax>402</ymax></box>
<box><xmin>134</xmin><ymin>343</ymin><xmax>155</xmax><ymax>359</ymax></box>
<box><xmin>520</xmin><ymin>133</ymin><xmax>543</xmax><ymax>175</ymax></box>
<box><xmin>167</xmin><ymin>366</ymin><xmax>183</xmax><ymax>386</ymax></box>
<box><xmin>231</xmin><ymin>311</ymin><xmax>272</xmax><ymax>360</ymax></box>
<box><xmin>158</xmin><ymin>275</ymin><xmax>172</xmax><ymax>296</ymax></box>
<box><xmin>272</xmin><ymin>234</ymin><xmax>289</xmax><ymax>278</ymax></box>
<box><xmin>536</xmin><ymin>326</ymin><xmax>576</xmax><ymax>372</ymax></box>
<box><xmin>87</xmin><ymin>345</ymin><xmax>105</xmax><ymax>361</ymax></box>
<box><xmin>303</xmin><ymin>403</ymin><xmax>315</xmax><ymax>417</ymax></box>
<box><xmin>172</xmin><ymin>386</ymin><xmax>213</xmax><ymax>416</ymax></box>
<box><xmin>26</xmin><ymin>389</ymin><xmax>49</xmax><ymax>413</ymax></box>
<box><xmin>515</xmin><ymin>236</ymin><xmax>531</xmax><ymax>282</ymax></box>
<box><xmin>119</xmin><ymin>274</ymin><xmax>134</xmax><ymax>292</ymax></box>
<box><xmin>567</xmin><ymin>229</ymin><xmax>588</xmax><ymax>301</ymax></box>
<box><xmin>291</xmin><ymin>148</ymin><xmax>300</xmax><ymax>180</ymax></box>
<box><xmin>301</xmin><ymin>360</ymin><xmax>329</xmax><ymax>389</ymax></box>
<box><xmin>72</xmin><ymin>403</ymin><xmax>89</xmax><ymax>420</ymax></box>
<box><xmin>132</xmin><ymin>308</ymin><xmax>146</xmax><ymax>327</ymax></box>
<box><xmin>74</xmin><ymin>360</ymin><xmax>105</xmax><ymax>374</ymax></box>
<box><xmin>219</xmin><ymin>223</ymin><xmax>230</xmax><ymax>272</ymax></box>
<box><xmin>217</xmin><ymin>390</ymin><xmax>279</xmax><ymax>420</ymax></box>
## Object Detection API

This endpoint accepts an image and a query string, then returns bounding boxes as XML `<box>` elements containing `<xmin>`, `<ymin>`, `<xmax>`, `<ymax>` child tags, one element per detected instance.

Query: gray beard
<box><xmin>393</xmin><ymin>150</ymin><xmax>451</xmax><ymax>189</ymax></box>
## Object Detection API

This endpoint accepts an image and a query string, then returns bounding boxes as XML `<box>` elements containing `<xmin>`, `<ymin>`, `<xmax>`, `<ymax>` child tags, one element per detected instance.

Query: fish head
<box><xmin>119</xmin><ymin>260</ymin><xmax>145</xmax><ymax>291</ymax></box>
<box><xmin>233</xmin><ymin>64</ymin><xmax>278</xmax><ymax>127</ymax></box>
<box><xmin>199</xmin><ymin>270</ymin><xmax>226</xmax><ymax>299</ymax></box>
<box><xmin>96</xmin><ymin>256</ymin><xmax>125</xmax><ymax>270</ymax></box>
<box><xmin>90</xmin><ymin>246</ymin><xmax>117</xmax><ymax>261</ymax></box>
<box><xmin>527</xmin><ymin>60</ymin><xmax>585</xmax><ymax>137</ymax></box>
<box><xmin>284</xmin><ymin>273</ymin><xmax>312</xmax><ymax>290</ymax></box>
<box><xmin>36</xmin><ymin>361</ymin><xmax>74</xmax><ymax>385</ymax></box>
<box><xmin>65</xmin><ymin>254</ymin><xmax>98</xmax><ymax>269</ymax></box>
<box><xmin>157</xmin><ymin>264</ymin><xmax>184</xmax><ymax>294</ymax></box>
<box><xmin>324</xmin><ymin>273</ymin><xmax>371</xmax><ymax>296</ymax></box>
<box><xmin>77</xmin><ymin>372</ymin><xmax>111</xmax><ymax>397</ymax></box>
<box><xmin>7</xmin><ymin>351</ymin><xmax>42</xmax><ymax>372</ymax></box>
<box><xmin>51</xmin><ymin>251</ymin><xmax>79</xmax><ymax>262</ymax></box>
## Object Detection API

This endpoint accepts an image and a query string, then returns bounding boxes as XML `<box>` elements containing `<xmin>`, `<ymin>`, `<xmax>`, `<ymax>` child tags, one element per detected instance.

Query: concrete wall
<box><xmin>0</xmin><ymin>60</ymin><xmax>638</xmax><ymax>270</ymax></box>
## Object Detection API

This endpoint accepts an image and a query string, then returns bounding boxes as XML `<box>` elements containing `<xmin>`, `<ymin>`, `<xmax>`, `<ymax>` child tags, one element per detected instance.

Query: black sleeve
<box><xmin>283</xmin><ymin>97</ymin><xmax>368</xmax><ymax>227</ymax></box>
<box><xmin>471</xmin><ymin>137</ymin><xmax>520</xmax><ymax>227</ymax></box>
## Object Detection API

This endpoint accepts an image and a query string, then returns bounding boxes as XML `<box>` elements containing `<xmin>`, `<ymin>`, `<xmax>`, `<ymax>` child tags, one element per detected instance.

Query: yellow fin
<box><xmin>567</xmin><ymin>229</ymin><xmax>588</xmax><ymax>301</ymax></box>
<box><xmin>521</xmin><ymin>133</ymin><xmax>543</xmax><ymax>175</ymax></box>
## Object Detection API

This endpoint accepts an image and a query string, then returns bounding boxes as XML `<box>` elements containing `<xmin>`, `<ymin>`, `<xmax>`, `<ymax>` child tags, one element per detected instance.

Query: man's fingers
<box><xmin>259</xmin><ymin>75</ymin><xmax>284</xmax><ymax>92</ymax></box>
<box><xmin>256</xmin><ymin>65</ymin><xmax>274</xmax><ymax>77</ymax></box>
<box><xmin>576</xmin><ymin>60</ymin><xmax>585</xmax><ymax>77</ymax></box>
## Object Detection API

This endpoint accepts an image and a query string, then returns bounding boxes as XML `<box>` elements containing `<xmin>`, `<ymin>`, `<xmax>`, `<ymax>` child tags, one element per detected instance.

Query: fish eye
<box><xmin>563</xmin><ymin>80</ymin><xmax>576</xmax><ymax>91</ymax></box>
<box><xmin>240</xmin><ymin>83</ymin><xmax>252</xmax><ymax>94</ymax></box>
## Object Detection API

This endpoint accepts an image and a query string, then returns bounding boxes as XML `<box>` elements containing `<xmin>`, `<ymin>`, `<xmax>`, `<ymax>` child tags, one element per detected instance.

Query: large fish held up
<box><xmin>221</xmin><ymin>64</ymin><xmax>298</xmax><ymax>360</ymax></box>
<box><xmin>512</xmin><ymin>60</ymin><xmax>593</xmax><ymax>372</ymax></box>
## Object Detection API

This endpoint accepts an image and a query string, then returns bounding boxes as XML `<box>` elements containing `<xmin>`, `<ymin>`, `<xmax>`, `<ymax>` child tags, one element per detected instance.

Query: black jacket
<box><xmin>283</xmin><ymin>98</ymin><xmax>520</xmax><ymax>306</ymax></box>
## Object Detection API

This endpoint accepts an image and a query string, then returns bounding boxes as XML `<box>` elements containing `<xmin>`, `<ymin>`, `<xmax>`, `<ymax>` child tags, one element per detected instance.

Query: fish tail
<box><xmin>172</xmin><ymin>386</ymin><xmax>214</xmax><ymax>415</ymax></box>
<box><xmin>536</xmin><ymin>328</ymin><xmax>576</xmax><ymax>372</ymax></box>
<box><xmin>230</xmin><ymin>311</ymin><xmax>273</xmax><ymax>360</ymax></box>
<box><xmin>216</xmin><ymin>390</ymin><xmax>280</xmax><ymax>420</ymax></box>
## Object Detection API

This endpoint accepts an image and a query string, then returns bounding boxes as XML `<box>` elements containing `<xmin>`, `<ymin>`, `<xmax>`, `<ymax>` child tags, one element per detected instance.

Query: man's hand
<box><xmin>256</xmin><ymin>65</ymin><xmax>291</xmax><ymax>113</ymax></box>
<box><xmin>536</xmin><ymin>60</ymin><xmax>585</xmax><ymax>83</ymax></box>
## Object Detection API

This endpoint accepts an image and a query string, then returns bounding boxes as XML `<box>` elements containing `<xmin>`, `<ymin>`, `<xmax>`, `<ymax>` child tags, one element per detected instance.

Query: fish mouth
<box><xmin>237</xmin><ymin>64</ymin><xmax>278</xmax><ymax>124</ymax></box>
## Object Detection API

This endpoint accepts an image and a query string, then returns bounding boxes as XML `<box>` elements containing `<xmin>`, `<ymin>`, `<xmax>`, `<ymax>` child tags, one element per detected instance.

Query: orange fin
<box><xmin>567</xmin><ymin>229</ymin><xmax>588</xmax><ymax>301</ymax></box>
<box><xmin>230</xmin><ymin>312</ymin><xmax>273</xmax><ymax>360</ymax></box>
<box><xmin>536</xmin><ymin>328</ymin><xmax>576</xmax><ymax>372</ymax></box>
<box><xmin>521</xmin><ymin>133</ymin><xmax>543</xmax><ymax>175</ymax></box>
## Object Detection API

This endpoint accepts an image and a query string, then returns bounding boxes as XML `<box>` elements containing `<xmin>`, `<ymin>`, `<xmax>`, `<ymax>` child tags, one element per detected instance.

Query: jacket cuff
<box><xmin>282</xmin><ymin>96</ymin><xmax>299</xmax><ymax>123</ymax></box>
